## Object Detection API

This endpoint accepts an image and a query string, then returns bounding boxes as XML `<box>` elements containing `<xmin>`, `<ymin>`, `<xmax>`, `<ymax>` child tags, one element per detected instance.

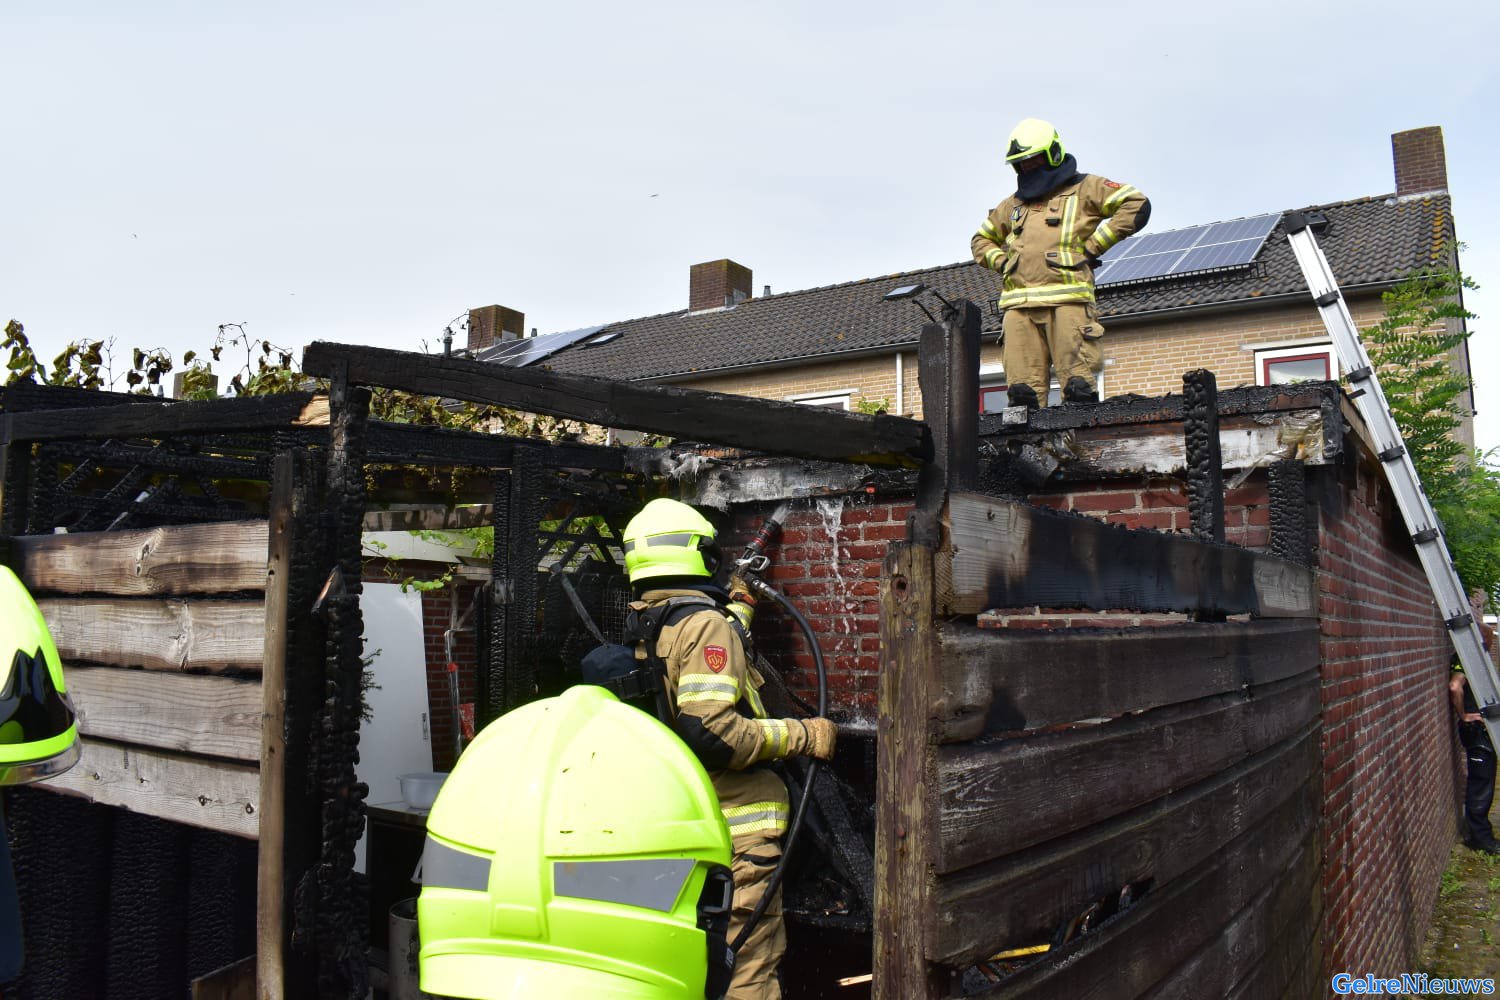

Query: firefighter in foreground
<box><xmin>1</xmin><ymin>565</ymin><xmax>83</xmax><ymax>988</ymax></box>
<box><xmin>623</xmin><ymin>498</ymin><xmax>837</xmax><ymax>1000</ymax></box>
<box><xmin>971</xmin><ymin>117</ymin><xmax>1151</xmax><ymax>409</ymax></box>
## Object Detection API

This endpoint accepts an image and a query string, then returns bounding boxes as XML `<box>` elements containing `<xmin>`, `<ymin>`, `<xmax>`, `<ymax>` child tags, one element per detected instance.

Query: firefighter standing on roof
<box><xmin>971</xmin><ymin>118</ymin><xmax>1151</xmax><ymax>409</ymax></box>
<box><xmin>623</xmin><ymin>498</ymin><xmax>837</xmax><ymax>1000</ymax></box>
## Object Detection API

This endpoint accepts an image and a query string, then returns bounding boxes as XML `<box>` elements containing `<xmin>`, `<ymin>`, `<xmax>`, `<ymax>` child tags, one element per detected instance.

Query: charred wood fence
<box><xmin>1</xmin><ymin>301</ymin><xmax>1328</xmax><ymax>999</ymax></box>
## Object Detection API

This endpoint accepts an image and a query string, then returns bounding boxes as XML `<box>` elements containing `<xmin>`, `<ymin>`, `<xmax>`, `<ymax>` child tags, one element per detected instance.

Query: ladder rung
<box><xmin>1447</xmin><ymin>613</ymin><xmax>1474</xmax><ymax>631</ymax></box>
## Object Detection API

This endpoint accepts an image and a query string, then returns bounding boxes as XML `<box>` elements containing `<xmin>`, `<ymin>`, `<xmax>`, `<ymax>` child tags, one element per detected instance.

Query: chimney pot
<box><xmin>467</xmin><ymin>305</ymin><xmax>526</xmax><ymax>353</ymax></box>
<box><xmin>1391</xmin><ymin>126</ymin><xmax>1448</xmax><ymax>196</ymax></box>
<box><xmin>689</xmin><ymin>260</ymin><xmax>753</xmax><ymax>312</ymax></box>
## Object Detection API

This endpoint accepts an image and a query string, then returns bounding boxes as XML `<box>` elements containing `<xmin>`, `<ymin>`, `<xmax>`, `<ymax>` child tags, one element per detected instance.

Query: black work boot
<box><xmin>1007</xmin><ymin>383</ymin><xmax>1040</xmax><ymax>411</ymax></box>
<box><xmin>1063</xmin><ymin>376</ymin><xmax>1099</xmax><ymax>404</ymax></box>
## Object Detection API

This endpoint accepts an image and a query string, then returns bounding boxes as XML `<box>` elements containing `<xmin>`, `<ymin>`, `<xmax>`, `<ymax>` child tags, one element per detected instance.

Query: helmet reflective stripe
<box><xmin>553</xmin><ymin>859</ymin><xmax>696</xmax><ymax>913</ymax></box>
<box><xmin>1005</xmin><ymin>117</ymin><xmax>1065</xmax><ymax>166</ymax></box>
<box><xmin>722</xmin><ymin>801</ymin><xmax>790</xmax><ymax>835</ymax></box>
<box><xmin>422</xmin><ymin>836</ymin><xmax>492</xmax><ymax>892</ymax></box>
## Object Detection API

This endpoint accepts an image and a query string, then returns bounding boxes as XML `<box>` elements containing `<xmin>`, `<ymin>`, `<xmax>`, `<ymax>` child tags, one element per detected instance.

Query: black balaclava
<box><xmin>1015</xmin><ymin>153</ymin><xmax>1080</xmax><ymax>203</ymax></box>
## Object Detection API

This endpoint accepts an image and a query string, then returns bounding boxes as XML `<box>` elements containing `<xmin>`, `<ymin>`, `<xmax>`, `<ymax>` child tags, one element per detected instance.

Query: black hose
<box><xmin>729</xmin><ymin>575</ymin><xmax>828</xmax><ymax>954</ymax></box>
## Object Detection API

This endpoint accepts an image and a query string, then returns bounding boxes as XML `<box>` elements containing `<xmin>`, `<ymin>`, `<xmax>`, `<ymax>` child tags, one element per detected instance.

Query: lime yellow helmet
<box><xmin>1006</xmin><ymin>118</ymin><xmax>1065</xmax><ymax>167</ymax></box>
<box><xmin>0</xmin><ymin>565</ymin><xmax>80</xmax><ymax>786</ymax></box>
<box><xmin>418</xmin><ymin>684</ymin><xmax>734</xmax><ymax>999</ymax></box>
<box><xmin>622</xmin><ymin>499</ymin><xmax>721</xmax><ymax>585</ymax></box>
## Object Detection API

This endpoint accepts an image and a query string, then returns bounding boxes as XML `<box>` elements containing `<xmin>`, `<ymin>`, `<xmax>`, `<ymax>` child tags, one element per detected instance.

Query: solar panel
<box><xmin>480</xmin><ymin>324</ymin><xmax>609</xmax><ymax>367</ymax></box>
<box><xmin>1093</xmin><ymin>212</ymin><xmax>1281</xmax><ymax>286</ymax></box>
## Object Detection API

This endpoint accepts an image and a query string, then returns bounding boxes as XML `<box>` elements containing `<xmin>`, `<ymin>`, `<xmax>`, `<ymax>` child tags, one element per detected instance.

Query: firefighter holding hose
<box><xmin>622</xmin><ymin>498</ymin><xmax>837</xmax><ymax>1000</ymax></box>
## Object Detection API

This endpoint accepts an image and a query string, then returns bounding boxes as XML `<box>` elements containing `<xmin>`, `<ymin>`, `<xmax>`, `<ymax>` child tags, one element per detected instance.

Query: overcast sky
<box><xmin>4</xmin><ymin>2</ymin><xmax>1499</xmax><ymax>446</ymax></box>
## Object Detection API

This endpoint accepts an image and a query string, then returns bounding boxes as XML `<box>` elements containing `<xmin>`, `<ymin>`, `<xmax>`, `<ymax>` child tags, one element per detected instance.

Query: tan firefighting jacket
<box><xmin>635</xmin><ymin>589</ymin><xmax>818</xmax><ymax>850</ymax></box>
<box><xmin>971</xmin><ymin>175</ymin><xmax>1149</xmax><ymax>308</ymax></box>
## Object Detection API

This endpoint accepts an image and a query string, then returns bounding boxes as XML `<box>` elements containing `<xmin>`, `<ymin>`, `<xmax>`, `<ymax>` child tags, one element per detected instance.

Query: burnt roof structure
<box><xmin>531</xmin><ymin>192</ymin><xmax>1453</xmax><ymax>383</ymax></box>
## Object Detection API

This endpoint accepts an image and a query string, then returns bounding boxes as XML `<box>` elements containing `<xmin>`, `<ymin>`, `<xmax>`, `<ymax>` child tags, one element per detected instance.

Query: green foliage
<box><xmin>853</xmin><ymin>395</ymin><xmax>892</xmax><ymax>416</ymax></box>
<box><xmin>1363</xmin><ymin>265</ymin><xmax>1500</xmax><ymax>602</ymax></box>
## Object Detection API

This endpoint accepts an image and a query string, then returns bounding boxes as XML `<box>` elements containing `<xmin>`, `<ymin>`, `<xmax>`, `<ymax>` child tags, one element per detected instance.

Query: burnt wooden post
<box><xmin>483</xmin><ymin>468</ymin><xmax>512</xmax><ymax>728</ymax></box>
<box><xmin>503</xmin><ymin>445</ymin><xmax>545</xmax><ymax>711</ymax></box>
<box><xmin>1182</xmin><ymin>369</ymin><xmax>1225</xmax><ymax>543</ymax></box>
<box><xmin>314</xmin><ymin>370</ymin><xmax>372</xmax><ymax>1000</ymax></box>
<box><xmin>1268</xmin><ymin>459</ymin><xmax>1314</xmax><ymax>567</ymax></box>
<box><xmin>873</xmin><ymin>542</ymin><xmax>947</xmax><ymax>999</ymax></box>
<box><xmin>258</xmin><ymin>447</ymin><xmax>328</xmax><ymax>999</ymax></box>
<box><xmin>0</xmin><ymin>411</ymin><xmax>33</xmax><ymax>538</ymax></box>
<box><xmin>911</xmin><ymin>299</ymin><xmax>981</xmax><ymax>546</ymax></box>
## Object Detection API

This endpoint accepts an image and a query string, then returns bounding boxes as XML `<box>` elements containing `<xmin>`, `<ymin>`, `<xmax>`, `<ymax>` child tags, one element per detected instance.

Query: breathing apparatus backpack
<box><xmin>579</xmin><ymin>594</ymin><xmax>724</xmax><ymax>725</ymax></box>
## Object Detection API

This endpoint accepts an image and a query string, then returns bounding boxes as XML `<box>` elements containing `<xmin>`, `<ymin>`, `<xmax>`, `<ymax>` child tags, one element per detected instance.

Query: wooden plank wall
<box><xmin>11</xmin><ymin>521</ymin><xmax>269</xmax><ymax>839</ymax></box>
<box><xmin>882</xmin><ymin>610</ymin><xmax>1323</xmax><ymax>998</ymax></box>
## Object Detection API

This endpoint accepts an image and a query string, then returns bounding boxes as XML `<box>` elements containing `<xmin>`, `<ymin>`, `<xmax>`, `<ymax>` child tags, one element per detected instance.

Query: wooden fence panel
<box><xmin>965</xmin><ymin>773</ymin><xmax>1319</xmax><ymax>999</ymax></box>
<box><xmin>46</xmin><ymin>738</ymin><xmax>259</xmax><ymax>839</ymax></box>
<box><xmin>935</xmin><ymin>620</ymin><xmax>1320</xmax><ymax>743</ymax></box>
<box><xmin>933</xmin><ymin>671</ymin><xmax>1319</xmax><ymax>872</ymax></box>
<box><xmin>69</xmin><ymin>666</ymin><xmax>262</xmax><ymax>762</ymax></box>
<box><xmin>39</xmin><ymin>597</ymin><xmax>265</xmax><ymax>673</ymax></box>
<box><xmin>14</xmin><ymin>521</ymin><xmax>269</xmax><ymax>596</ymax></box>
<box><xmin>940</xmin><ymin>491</ymin><xmax>1316</xmax><ymax>618</ymax></box>
<box><xmin>930</xmin><ymin>723</ymin><xmax>1320</xmax><ymax>967</ymax></box>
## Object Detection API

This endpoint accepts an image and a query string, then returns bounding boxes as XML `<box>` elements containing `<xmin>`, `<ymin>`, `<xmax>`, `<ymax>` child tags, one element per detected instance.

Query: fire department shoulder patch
<box><xmin>1103</xmin><ymin>179</ymin><xmax>1122</xmax><ymax>189</ymax></box>
<box><xmin>703</xmin><ymin>645</ymin><xmax>729</xmax><ymax>673</ymax></box>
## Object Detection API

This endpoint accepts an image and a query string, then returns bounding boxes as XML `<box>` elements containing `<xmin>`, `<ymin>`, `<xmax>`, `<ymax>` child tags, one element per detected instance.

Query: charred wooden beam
<box><xmin>1268</xmin><ymin>459</ymin><xmax>1314</xmax><ymax>567</ymax></box>
<box><xmin>976</xmin><ymin>382</ymin><xmax>1343</xmax><ymax>438</ymax></box>
<box><xmin>301</xmin><ymin>342</ymin><xmax>932</xmax><ymax>467</ymax></box>
<box><xmin>1182</xmin><ymin>369</ymin><xmax>1225</xmax><ymax>544</ymax></box>
<box><xmin>873</xmin><ymin>543</ymin><xmax>948</xmax><ymax>999</ymax></box>
<box><xmin>1</xmin><ymin>393</ymin><xmax>322</xmax><ymax>443</ymax></box>
<box><xmin>363</xmin><ymin>420</ymin><xmax>625</xmax><ymax>471</ymax></box>
<box><xmin>259</xmin><ymin>448</ymin><xmax>327</xmax><ymax>997</ymax></box>
<box><xmin>934</xmin><ymin>619</ymin><xmax>1320</xmax><ymax>744</ymax></box>
<box><xmin>482</xmin><ymin>469</ymin><xmax>512</xmax><ymax>729</ymax></box>
<box><xmin>941</xmin><ymin>491</ymin><xmax>1317</xmax><ymax>618</ymax></box>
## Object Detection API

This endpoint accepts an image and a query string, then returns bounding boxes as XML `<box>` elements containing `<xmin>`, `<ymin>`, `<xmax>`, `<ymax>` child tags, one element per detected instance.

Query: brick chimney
<box><xmin>689</xmin><ymin>259</ymin><xmax>753</xmax><ymax>312</ymax></box>
<box><xmin>1391</xmin><ymin>126</ymin><xmax>1448</xmax><ymax>196</ymax></box>
<box><xmin>467</xmin><ymin>305</ymin><xmax>525</xmax><ymax>353</ymax></box>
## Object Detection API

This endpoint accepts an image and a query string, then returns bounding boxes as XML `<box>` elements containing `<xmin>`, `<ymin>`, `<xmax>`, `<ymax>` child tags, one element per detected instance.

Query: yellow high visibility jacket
<box><xmin>635</xmin><ymin>589</ymin><xmax>819</xmax><ymax>851</ymax></box>
<box><xmin>972</xmin><ymin>175</ymin><xmax>1149</xmax><ymax>308</ymax></box>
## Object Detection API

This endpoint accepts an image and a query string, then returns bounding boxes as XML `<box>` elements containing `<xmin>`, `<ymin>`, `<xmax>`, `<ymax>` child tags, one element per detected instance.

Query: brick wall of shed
<box><xmin>724</xmin><ymin>496</ymin><xmax>914</xmax><ymax>726</ymax></box>
<box><xmin>1314</xmin><ymin>454</ymin><xmax>1456</xmax><ymax>975</ymax></box>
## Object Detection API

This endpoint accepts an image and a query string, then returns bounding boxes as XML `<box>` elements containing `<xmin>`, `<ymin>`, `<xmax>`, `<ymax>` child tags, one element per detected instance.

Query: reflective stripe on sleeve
<box><xmin>983</xmin><ymin>247</ymin><xmax>1005</xmax><ymax>270</ymax></box>
<box><xmin>722</xmin><ymin>801</ymin><xmax>790</xmax><ymax>835</ymax></box>
<box><xmin>979</xmin><ymin>219</ymin><xmax>999</xmax><ymax>239</ymax></box>
<box><xmin>757</xmin><ymin>718</ymin><xmax>791</xmax><ymax>758</ymax></box>
<box><xmin>553</xmin><ymin>858</ymin><xmax>696</xmax><ymax>913</ymax></box>
<box><xmin>1092</xmin><ymin>219</ymin><xmax>1119</xmax><ymax>252</ymax></box>
<box><xmin>1102</xmin><ymin>184</ymin><xmax>1140</xmax><ymax>214</ymax></box>
<box><xmin>676</xmin><ymin>672</ymin><xmax>740</xmax><ymax>705</ymax></box>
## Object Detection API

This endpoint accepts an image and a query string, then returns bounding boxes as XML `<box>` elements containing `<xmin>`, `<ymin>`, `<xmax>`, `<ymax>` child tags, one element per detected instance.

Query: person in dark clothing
<box><xmin>1451</xmin><ymin>593</ymin><xmax>1499</xmax><ymax>853</ymax></box>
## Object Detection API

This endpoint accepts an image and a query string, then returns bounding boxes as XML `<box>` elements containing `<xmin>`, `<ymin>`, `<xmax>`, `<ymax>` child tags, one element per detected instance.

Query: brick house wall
<box><xmin>673</xmin><ymin>295</ymin><xmax>1391</xmax><ymax>421</ymax></box>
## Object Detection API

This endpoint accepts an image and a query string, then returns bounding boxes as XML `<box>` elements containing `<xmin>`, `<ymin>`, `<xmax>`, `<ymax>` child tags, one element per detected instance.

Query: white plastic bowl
<box><xmin>399</xmin><ymin>771</ymin><xmax>448</xmax><ymax>811</ymax></box>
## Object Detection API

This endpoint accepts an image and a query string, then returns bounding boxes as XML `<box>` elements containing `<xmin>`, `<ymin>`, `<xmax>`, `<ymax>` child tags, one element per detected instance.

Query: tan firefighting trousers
<box><xmin>1001</xmin><ymin>302</ymin><xmax>1104</xmax><ymax>404</ymax></box>
<box><xmin>726</xmin><ymin>842</ymin><xmax>786</xmax><ymax>1000</ymax></box>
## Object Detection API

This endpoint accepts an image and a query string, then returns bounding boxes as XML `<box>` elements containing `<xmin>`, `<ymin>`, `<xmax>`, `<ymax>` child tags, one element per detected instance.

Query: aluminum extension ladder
<box><xmin>1285</xmin><ymin>211</ymin><xmax>1500</xmax><ymax>746</ymax></box>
